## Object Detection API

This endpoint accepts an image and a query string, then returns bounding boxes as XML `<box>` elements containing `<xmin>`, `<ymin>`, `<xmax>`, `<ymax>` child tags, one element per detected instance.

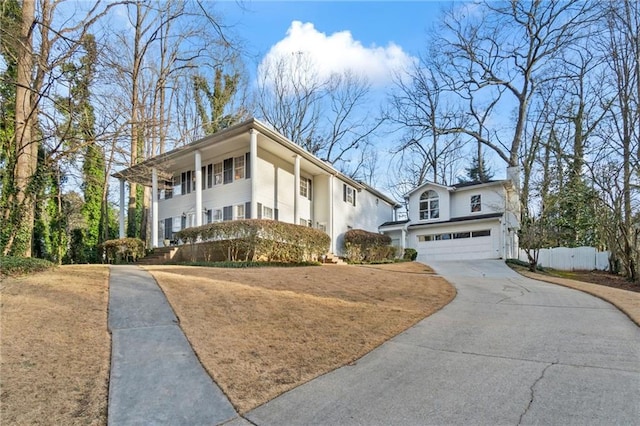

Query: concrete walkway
<box><xmin>108</xmin><ymin>265</ymin><xmax>242</xmax><ymax>425</ymax></box>
<box><xmin>245</xmin><ymin>260</ymin><xmax>640</xmax><ymax>425</ymax></box>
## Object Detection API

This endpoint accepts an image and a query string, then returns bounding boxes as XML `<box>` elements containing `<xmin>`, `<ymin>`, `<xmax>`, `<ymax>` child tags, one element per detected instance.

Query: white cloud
<box><xmin>259</xmin><ymin>21</ymin><xmax>415</xmax><ymax>88</ymax></box>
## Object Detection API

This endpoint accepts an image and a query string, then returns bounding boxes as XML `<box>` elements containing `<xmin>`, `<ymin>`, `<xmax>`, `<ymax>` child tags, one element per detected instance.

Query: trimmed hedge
<box><xmin>0</xmin><ymin>256</ymin><xmax>55</xmax><ymax>277</ymax></box>
<box><xmin>176</xmin><ymin>220</ymin><xmax>330</xmax><ymax>263</ymax></box>
<box><xmin>403</xmin><ymin>248</ymin><xmax>418</xmax><ymax>261</ymax></box>
<box><xmin>343</xmin><ymin>229</ymin><xmax>396</xmax><ymax>263</ymax></box>
<box><xmin>100</xmin><ymin>238</ymin><xmax>146</xmax><ymax>264</ymax></box>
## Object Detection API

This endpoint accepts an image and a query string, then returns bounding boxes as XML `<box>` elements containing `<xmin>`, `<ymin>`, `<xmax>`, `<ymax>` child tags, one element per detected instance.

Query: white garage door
<box><xmin>415</xmin><ymin>227</ymin><xmax>500</xmax><ymax>262</ymax></box>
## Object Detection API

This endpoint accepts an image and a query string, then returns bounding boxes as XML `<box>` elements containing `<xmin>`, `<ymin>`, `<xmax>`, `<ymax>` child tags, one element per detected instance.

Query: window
<box><xmin>299</xmin><ymin>218</ymin><xmax>311</xmax><ymax>227</ymax></box>
<box><xmin>300</xmin><ymin>177</ymin><xmax>312</xmax><ymax>199</ymax></box>
<box><xmin>234</xmin><ymin>155</ymin><xmax>245</xmax><ymax>180</ymax></box>
<box><xmin>343</xmin><ymin>184</ymin><xmax>356</xmax><ymax>206</ymax></box>
<box><xmin>214</xmin><ymin>162</ymin><xmax>222</xmax><ymax>185</ymax></box>
<box><xmin>472</xmin><ymin>229</ymin><xmax>491</xmax><ymax>237</ymax></box>
<box><xmin>223</xmin><ymin>158</ymin><xmax>233</xmax><ymax>184</ymax></box>
<box><xmin>212</xmin><ymin>209</ymin><xmax>222</xmax><ymax>222</ymax></box>
<box><xmin>235</xmin><ymin>204</ymin><xmax>245</xmax><ymax>220</ymax></box>
<box><xmin>453</xmin><ymin>232</ymin><xmax>471</xmax><ymax>239</ymax></box>
<box><xmin>263</xmin><ymin>206</ymin><xmax>273</xmax><ymax>220</ymax></box>
<box><xmin>419</xmin><ymin>190</ymin><xmax>439</xmax><ymax>220</ymax></box>
<box><xmin>207</xmin><ymin>164</ymin><xmax>213</xmax><ymax>188</ymax></box>
<box><xmin>201</xmin><ymin>166</ymin><xmax>207</xmax><ymax>190</ymax></box>
<box><xmin>205</xmin><ymin>209</ymin><xmax>212</xmax><ymax>224</ymax></box>
<box><xmin>163</xmin><ymin>180</ymin><xmax>173</xmax><ymax>199</ymax></box>
<box><xmin>418</xmin><ymin>235</ymin><xmax>435</xmax><ymax>242</ymax></box>
<box><xmin>181</xmin><ymin>171</ymin><xmax>193</xmax><ymax>194</ymax></box>
<box><xmin>435</xmin><ymin>233</ymin><xmax>451</xmax><ymax>240</ymax></box>
<box><xmin>223</xmin><ymin>206</ymin><xmax>233</xmax><ymax>221</ymax></box>
<box><xmin>471</xmin><ymin>194</ymin><xmax>482</xmax><ymax>212</ymax></box>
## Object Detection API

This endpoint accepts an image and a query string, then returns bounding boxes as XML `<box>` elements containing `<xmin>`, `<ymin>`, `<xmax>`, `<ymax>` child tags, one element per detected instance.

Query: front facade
<box><xmin>380</xmin><ymin>174</ymin><xmax>520</xmax><ymax>263</ymax></box>
<box><xmin>114</xmin><ymin>118</ymin><xmax>398</xmax><ymax>255</ymax></box>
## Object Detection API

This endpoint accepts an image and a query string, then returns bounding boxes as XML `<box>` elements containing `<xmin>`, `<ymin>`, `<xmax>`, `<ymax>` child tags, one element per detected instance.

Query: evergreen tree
<box><xmin>460</xmin><ymin>154</ymin><xmax>494</xmax><ymax>184</ymax></box>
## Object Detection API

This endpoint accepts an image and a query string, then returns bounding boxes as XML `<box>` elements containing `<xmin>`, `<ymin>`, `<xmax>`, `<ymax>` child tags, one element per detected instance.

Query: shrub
<box><xmin>0</xmin><ymin>256</ymin><xmax>56</xmax><ymax>277</ymax></box>
<box><xmin>176</xmin><ymin>220</ymin><xmax>330</xmax><ymax>263</ymax></box>
<box><xmin>100</xmin><ymin>238</ymin><xmax>146</xmax><ymax>264</ymax></box>
<box><xmin>403</xmin><ymin>248</ymin><xmax>418</xmax><ymax>261</ymax></box>
<box><xmin>343</xmin><ymin>229</ymin><xmax>395</xmax><ymax>263</ymax></box>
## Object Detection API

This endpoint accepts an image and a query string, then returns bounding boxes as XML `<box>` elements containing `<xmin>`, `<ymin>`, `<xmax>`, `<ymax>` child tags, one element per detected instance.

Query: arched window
<box><xmin>419</xmin><ymin>190</ymin><xmax>440</xmax><ymax>220</ymax></box>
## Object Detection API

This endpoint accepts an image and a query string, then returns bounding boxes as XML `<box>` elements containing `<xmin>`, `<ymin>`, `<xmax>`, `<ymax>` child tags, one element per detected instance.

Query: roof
<box><xmin>112</xmin><ymin>117</ymin><xmax>399</xmax><ymax>207</ymax></box>
<box><xmin>379</xmin><ymin>219</ymin><xmax>411</xmax><ymax>227</ymax></box>
<box><xmin>404</xmin><ymin>179</ymin><xmax>509</xmax><ymax>198</ymax></box>
<box><xmin>407</xmin><ymin>213</ymin><xmax>503</xmax><ymax>228</ymax></box>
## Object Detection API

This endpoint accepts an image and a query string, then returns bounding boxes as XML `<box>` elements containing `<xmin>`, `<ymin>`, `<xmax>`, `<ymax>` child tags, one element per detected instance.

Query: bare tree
<box><xmin>256</xmin><ymin>51</ymin><xmax>382</xmax><ymax>173</ymax></box>
<box><xmin>431</xmin><ymin>0</ymin><xmax>599</xmax><ymax>167</ymax></box>
<box><xmin>386</xmin><ymin>55</ymin><xmax>465</xmax><ymax>186</ymax></box>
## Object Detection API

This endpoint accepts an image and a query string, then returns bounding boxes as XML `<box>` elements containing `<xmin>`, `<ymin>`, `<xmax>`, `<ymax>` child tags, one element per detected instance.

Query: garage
<box><xmin>412</xmin><ymin>219</ymin><xmax>502</xmax><ymax>263</ymax></box>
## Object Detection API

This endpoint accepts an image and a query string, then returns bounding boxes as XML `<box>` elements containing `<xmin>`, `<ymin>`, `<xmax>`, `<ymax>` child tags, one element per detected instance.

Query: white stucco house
<box><xmin>113</xmin><ymin>118</ymin><xmax>399</xmax><ymax>255</ymax></box>
<box><xmin>380</xmin><ymin>172</ymin><xmax>520</xmax><ymax>263</ymax></box>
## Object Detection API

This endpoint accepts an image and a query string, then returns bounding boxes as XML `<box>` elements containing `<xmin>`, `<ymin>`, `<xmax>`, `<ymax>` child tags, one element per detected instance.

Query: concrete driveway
<box><xmin>244</xmin><ymin>260</ymin><xmax>640</xmax><ymax>425</ymax></box>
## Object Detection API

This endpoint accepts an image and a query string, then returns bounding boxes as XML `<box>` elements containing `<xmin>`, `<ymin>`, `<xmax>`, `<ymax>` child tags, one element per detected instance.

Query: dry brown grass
<box><xmin>0</xmin><ymin>265</ymin><xmax>110</xmax><ymax>425</ymax></box>
<box><xmin>147</xmin><ymin>262</ymin><xmax>455</xmax><ymax>413</ymax></box>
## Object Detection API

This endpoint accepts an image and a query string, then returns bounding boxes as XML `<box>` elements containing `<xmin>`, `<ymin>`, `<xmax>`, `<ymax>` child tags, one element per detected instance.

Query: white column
<box><xmin>151</xmin><ymin>168</ymin><xmax>158</xmax><ymax>248</ymax></box>
<box><xmin>249</xmin><ymin>129</ymin><xmax>258</xmax><ymax>219</ymax></box>
<box><xmin>195</xmin><ymin>150</ymin><xmax>202</xmax><ymax>227</ymax></box>
<box><xmin>293</xmin><ymin>155</ymin><xmax>300</xmax><ymax>225</ymax></box>
<box><xmin>401</xmin><ymin>228</ymin><xmax>407</xmax><ymax>252</ymax></box>
<box><xmin>329</xmin><ymin>174</ymin><xmax>335</xmax><ymax>254</ymax></box>
<box><xmin>119</xmin><ymin>178</ymin><xmax>125</xmax><ymax>238</ymax></box>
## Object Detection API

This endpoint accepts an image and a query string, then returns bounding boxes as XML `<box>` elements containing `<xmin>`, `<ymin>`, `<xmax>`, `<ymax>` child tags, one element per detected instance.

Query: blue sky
<box><xmin>218</xmin><ymin>0</ymin><xmax>451</xmax><ymax>87</ymax></box>
<box><xmin>220</xmin><ymin>1</ymin><xmax>449</xmax><ymax>60</ymax></box>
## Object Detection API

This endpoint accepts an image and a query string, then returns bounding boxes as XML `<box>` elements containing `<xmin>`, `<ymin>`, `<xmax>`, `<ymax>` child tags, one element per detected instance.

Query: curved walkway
<box><xmin>246</xmin><ymin>260</ymin><xmax>640</xmax><ymax>425</ymax></box>
<box><xmin>107</xmin><ymin>265</ymin><xmax>243</xmax><ymax>425</ymax></box>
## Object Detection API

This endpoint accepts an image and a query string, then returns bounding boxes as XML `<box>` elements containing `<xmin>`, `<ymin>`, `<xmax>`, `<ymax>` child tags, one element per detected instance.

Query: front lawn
<box><xmin>0</xmin><ymin>265</ymin><xmax>110</xmax><ymax>425</ymax></box>
<box><xmin>147</xmin><ymin>262</ymin><xmax>455</xmax><ymax>413</ymax></box>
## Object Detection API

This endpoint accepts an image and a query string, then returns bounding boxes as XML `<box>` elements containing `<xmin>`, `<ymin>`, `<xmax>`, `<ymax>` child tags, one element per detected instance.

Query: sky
<box><xmin>217</xmin><ymin>1</ymin><xmax>451</xmax><ymax>87</ymax></box>
<box><xmin>209</xmin><ymin>1</ymin><xmax>480</xmax><ymax>188</ymax></box>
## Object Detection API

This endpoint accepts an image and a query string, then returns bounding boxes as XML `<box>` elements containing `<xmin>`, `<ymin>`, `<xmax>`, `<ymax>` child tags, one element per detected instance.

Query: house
<box><xmin>380</xmin><ymin>171</ymin><xmax>520</xmax><ymax>263</ymax></box>
<box><xmin>113</xmin><ymin>118</ymin><xmax>399</xmax><ymax>256</ymax></box>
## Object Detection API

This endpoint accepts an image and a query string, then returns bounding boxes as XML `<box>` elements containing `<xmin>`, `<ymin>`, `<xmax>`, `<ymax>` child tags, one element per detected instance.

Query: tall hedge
<box><xmin>176</xmin><ymin>220</ymin><xmax>330</xmax><ymax>262</ymax></box>
<box><xmin>100</xmin><ymin>237</ymin><xmax>145</xmax><ymax>263</ymax></box>
<box><xmin>343</xmin><ymin>229</ymin><xmax>396</xmax><ymax>263</ymax></box>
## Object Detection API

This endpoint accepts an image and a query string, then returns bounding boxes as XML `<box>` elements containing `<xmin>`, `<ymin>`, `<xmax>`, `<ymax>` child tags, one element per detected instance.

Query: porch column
<box><xmin>119</xmin><ymin>178</ymin><xmax>125</xmax><ymax>238</ymax></box>
<box><xmin>249</xmin><ymin>129</ymin><xmax>258</xmax><ymax>219</ymax></box>
<box><xmin>293</xmin><ymin>155</ymin><xmax>300</xmax><ymax>224</ymax></box>
<box><xmin>195</xmin><ymin>150</ymin><xmax>202</xmax><ymax>227</ymax></box>
<box><xmin>329</xmin><ymin>174</ymin><xmax>335</xmax><ymax>253</ymax></box>
<box><xmin>401</xmin><ymin>228</ymin><xmax>407</xmax><ymax>252</ymax></box>
<box><xmin>151</xmin><ymin>168</ymin><xmax>158</xmax><ymax>248</ymax></box>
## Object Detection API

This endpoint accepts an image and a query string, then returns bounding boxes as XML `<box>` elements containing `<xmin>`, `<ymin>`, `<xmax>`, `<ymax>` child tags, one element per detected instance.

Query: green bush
<box><xmin>0</xmin><ymin>256</ymin><xmax>55</xmax><ymax>277</ymax></box>
<box><xmin>176</xmin><ymin>220</ymin><xmax>330</xmax><ymax>263</ymax></box>
<box><xmin>403</xmin><ymin>248</ymin><xmax>418</xmax><ymax>261</ymax></box>
<box><xmin>343</xmin><ymin>229</ymin><xmax>396</xmax><ymax>263</ymax></box>
<box><xmin>100</xmin><ymin>238</ymin><xmax>146</xmax><ymax>264</ymax></box>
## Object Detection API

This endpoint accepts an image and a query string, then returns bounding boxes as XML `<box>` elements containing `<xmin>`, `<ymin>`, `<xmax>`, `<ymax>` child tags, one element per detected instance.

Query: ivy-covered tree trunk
<box><xmin>7</xmin><ymin>0</ymin><xmax>37</xmax><ymax>257</ymax></box>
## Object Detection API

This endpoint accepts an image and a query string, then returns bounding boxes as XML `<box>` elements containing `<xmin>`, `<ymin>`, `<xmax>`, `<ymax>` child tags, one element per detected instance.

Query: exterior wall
<box><xmin>449</xmin><ymin>186</ymin><xmax>505</xmax><ymax>218</ymax></box>
<box><xmin>407</xmin><ymin>185</ymin><xmax>451</xmax><ymax>223</ymax></box>
<box><xmin>331</xmin><ymin>178</ymin><xmax>395</xmax><ymax>255</ymax></box>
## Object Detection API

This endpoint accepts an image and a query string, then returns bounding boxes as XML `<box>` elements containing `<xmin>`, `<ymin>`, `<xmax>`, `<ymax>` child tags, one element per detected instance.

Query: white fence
<box><xmin>519</xmin><ymin>247</ymin><xmax>610</xmax><ymax>271</ymax></box>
